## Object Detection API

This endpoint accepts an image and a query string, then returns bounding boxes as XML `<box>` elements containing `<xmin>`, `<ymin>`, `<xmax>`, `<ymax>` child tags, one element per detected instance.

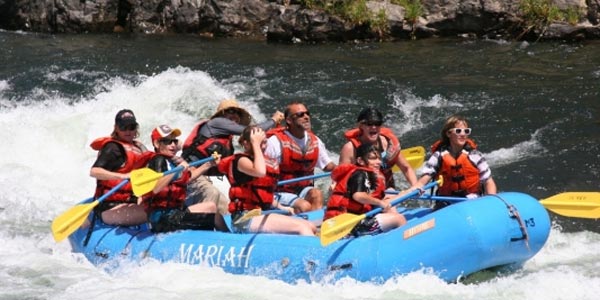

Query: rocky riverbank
<box><xmin>1</xmin><ymin>0</ymin><xmax>599</xmax><ymax>42</ymax></box>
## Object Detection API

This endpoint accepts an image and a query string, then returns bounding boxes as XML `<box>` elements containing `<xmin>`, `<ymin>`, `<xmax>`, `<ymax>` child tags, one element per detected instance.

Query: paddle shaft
<box><xmin>97</xmin><ymin>179</ymin><xmax>130</xmax><ymax>204</ymax></box>
<box><xmin>277</xmin><ymin>172</ymin><xmax>331</xmax><ymax>186</ymax></box>
<box><xmin>163</xmin><ymin>156</ymin><xmax>215</xmax><ymax>179</ymax></box>
<box><xmin>367</xmin><ymin>179</ymin><xmax>442</xmax><ymax>217</ymax></box>
<box><xmin>276</xmin><ymin>146</ymin><xmax>425</xmax><ymax>187</ymax></box>
<box><xmin>385</xmin><ymin>190</ymin><xmax>466</xmax><ymax>202</ymax></box>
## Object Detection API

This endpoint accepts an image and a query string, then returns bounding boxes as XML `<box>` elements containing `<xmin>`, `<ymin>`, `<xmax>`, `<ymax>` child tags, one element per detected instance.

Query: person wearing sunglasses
<box><xmin>181</xmin><ymin>99</ymin><xmax>285</xmax><ymax>216</ymax></box>
<box><xmin>417</xmin><ymin>115</ymin><xmax>497</xmax><ymax>210</ymax></box>
<box><xmin>339</xmin><ymin>107</ymin><xmax>419</xmax><ymax>190</ymax></box>
<box><xmin>89</xmin><ymin>109</ymin><xmax>153</xmax><ymax>226</ymax></box>
<box><xmin>218</xmin><ymin>126</ymin><xmax>316</xmax><ymax>235</ymax></box>
<box><xmin>265</xmin><ymin>101</ymin><xmax>337</xmax><ymax>213</ymax></box>
<box><xmin>141</xmin><ymin>124</ymin><xmax>228</xmax><ymax>233</ymax></box>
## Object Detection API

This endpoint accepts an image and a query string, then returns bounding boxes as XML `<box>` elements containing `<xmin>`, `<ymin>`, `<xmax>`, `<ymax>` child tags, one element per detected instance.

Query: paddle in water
<box><xmin>539</xmin><ymin>192</ymin><xmax>600</xmax><ymax>219</ymax></box>
<box><xmin>51</xmin><ymin>179</ymin><xmax>129</xmax><ymax>242</ymax></box>
<box><xmin>385</xmin><ymin>192</ymin><xmax>600</xmax><ymax>219</ymax></box>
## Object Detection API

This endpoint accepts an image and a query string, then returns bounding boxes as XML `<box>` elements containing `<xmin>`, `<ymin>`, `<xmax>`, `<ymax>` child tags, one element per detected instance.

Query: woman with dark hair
<box><xmin>417</xmin><ymin>115</ymin><xmax>497</xmax><ymax>210</ymax></box>
<box><xmin>89</xmin><ymin>109</ymin><xmax>153</xmax><ymax>225</ymax></box>
<box><xmin>325</xmin><ymin>143</ymin><xmax>407</xmax><ymax>236</ymax></box>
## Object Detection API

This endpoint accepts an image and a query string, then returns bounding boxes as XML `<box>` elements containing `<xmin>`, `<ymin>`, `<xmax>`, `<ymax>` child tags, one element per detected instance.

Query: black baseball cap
<box><xmin>115</xmin><ymin>109</ymin><xmax>138</xmax><ymax>128</ymax></box>
<box><xmin>357</xmin><ymin>107</ymin><xmax>383</xmax><ymax>124</ymax></box>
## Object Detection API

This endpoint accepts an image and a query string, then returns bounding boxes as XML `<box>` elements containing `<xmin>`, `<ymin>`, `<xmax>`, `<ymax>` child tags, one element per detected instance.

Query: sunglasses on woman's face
<box><xmin>449</xmin><ymin>128</ymin><xmax>471</xmax><ymax>135</ymax></box>
<box><xmin>159</xmin><ymin>138</ymin><xmax>179</xmax><ymax>145</ymax></box>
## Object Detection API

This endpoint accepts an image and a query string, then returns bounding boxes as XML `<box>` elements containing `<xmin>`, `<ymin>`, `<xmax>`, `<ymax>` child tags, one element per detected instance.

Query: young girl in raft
<box><xmin>218</xmin><ymin>125</ymin><xmax>316</xmax><ymax>236</ymax></box>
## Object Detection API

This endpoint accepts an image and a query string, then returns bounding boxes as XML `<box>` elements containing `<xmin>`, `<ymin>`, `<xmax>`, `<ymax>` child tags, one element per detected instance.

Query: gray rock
<box><xmin>0</xmin><ymin>0</ymin><xmax>598</xmax><ymax>42</ymax></box>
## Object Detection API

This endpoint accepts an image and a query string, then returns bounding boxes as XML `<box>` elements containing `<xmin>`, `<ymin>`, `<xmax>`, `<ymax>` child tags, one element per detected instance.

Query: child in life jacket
<box><xmin>325</xmin><ymin>143</ymin><xmax>407</xmax><ymax>236</ymax></box>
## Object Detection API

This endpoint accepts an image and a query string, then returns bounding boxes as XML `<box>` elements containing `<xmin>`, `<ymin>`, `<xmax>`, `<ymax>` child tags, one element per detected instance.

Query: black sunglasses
<box><xmin>118</xmin><ymin>124</ymin><xmax>138</xmax><ymax>131</ymax></box>
<box><xmin>159</xmin><ymin>138</ymin><xmax>179</xmax><ymax>145</ymax></box>
<box><xmin>291</xmin><ymin>111</ymin><xmax>310</xmax><ymax>118</ymax></box>
<box><xmin>361</xmin><ymin>120</ymin><xmax>382</xmax><ymax>127</ymax></box>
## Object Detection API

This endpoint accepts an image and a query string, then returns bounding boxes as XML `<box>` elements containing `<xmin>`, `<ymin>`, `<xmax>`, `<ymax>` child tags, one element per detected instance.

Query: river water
<box><xmin>1</xmin><ymin>30</ymin><xmax>599</xmax><ymax>299</ymax></box>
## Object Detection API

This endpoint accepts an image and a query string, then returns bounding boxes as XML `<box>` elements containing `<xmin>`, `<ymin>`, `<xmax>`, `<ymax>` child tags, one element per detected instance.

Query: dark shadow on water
<box><xmin>458</xmin><ymin>263</ymin><xmax>524</xmax><ymax>284</ymax></box>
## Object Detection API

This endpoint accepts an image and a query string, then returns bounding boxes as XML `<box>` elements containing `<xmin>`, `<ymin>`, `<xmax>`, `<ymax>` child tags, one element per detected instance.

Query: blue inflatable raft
<box><xmin>67</xmin><ymin>192</ymin><xmax>550</xmax><ymax>283</ymax></box>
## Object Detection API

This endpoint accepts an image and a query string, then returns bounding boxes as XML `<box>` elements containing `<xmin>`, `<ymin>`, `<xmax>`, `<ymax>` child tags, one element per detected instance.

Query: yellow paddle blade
<box><xmin>130</xmin><ymin>167</ymin><xmax>163</xmax><ymax>196</ymax></box>
<box><xmin>540</xmin><ymin>192</ymin><xmax>600</xmax><ymax>219</ymax></box>
<box><xmin>320</xmin><ymin>213</ymin><xmax>366</xmax><ymax>246</ymax></box>
<box><xmin>393</xmin><ymin>146</ymin><xmax>426</xmax><ymax>172</ymax></box>
<box><xmin>51</xmin><ymin>200</ymin><xmax>99</xmax><ymax>242</ymax></box>
<box><xmin>233</xmin><ymin>208</ymin><xmax>262</xmax><ymax>225</ymax></box>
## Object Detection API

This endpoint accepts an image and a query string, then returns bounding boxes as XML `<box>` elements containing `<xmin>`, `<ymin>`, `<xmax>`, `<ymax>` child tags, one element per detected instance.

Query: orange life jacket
<box><xmin>143</xmin><ymin>154</ymin><xmax>191</xmax><ymax>211</ymax></box>
<box><xmin>430</xmin><ymin>139</ymin><xmax>481</xmax><ymax>196</ymax></box>
<box><xmin>90</xmin><ymin>137</ymin><xmax>153</xmax><ymax>203</ymax></box>
<box><xmin>218</xmin><ymin>153</ymin><xmax>279</xmax><ymax>213</ymax></box>
<box><xmin>344</xmin><ymin>127</ymin><xmax>400</xmax><ymax>188</ymax></box>
<box><xmin>271</xmin><ymin>127</ymin><xmax>319</xmax><ymax>194</ymax></box>
<box><xmin>324</xmin><ymin>164</ymin><xmax>386</xmax><ymax>220</ymax></box>
<box><xmin>181</xmin><ymin>119</ymin><xmax>234</xmax><ymax>175</ymax></box>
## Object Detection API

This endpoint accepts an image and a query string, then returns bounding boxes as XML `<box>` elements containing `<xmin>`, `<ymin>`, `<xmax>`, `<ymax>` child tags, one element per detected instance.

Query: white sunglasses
<box><xmin>449</xmin><ymin>128</ymin><xmax>471</xmax><ymax>135</ymax></box>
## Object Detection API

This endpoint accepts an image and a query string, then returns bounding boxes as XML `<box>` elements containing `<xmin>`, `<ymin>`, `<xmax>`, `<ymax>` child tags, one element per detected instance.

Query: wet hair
<box><xmin>356</xmin><ymin>107</ymin><xmax>383</xmax><ymax>124</ymax></box>
<box><xmin>355</xmin><ymin>143</ymin><xmax>381</xmax><ymax>190</ymax></box>
<box><xmin>440</xmin><ymin>115</ymin><xmax>469</xmax><ymax>145</ymax></box>
<box><xmin>238</xmin><ymin>125</ymin><xmax>258</xmax><ymax>146</ymax></box>
<box><xmin>355</xmin><ymin>143</ymin><xmax>380</xmax><ymax>163</ymax></box>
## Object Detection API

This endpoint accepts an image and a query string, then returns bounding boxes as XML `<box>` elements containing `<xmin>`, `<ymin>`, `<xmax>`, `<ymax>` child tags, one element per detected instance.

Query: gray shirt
<box><xmin>199</xmin><ymin>117</ymin><xmax>277</xmax><ymax>138</ymax></box>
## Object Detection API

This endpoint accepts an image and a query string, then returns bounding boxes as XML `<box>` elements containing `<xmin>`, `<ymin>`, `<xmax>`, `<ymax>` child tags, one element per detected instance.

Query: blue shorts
<box><xmin>275</xmin><ymin>186</ymin><xmax>313</xmax><ymax>207</ymax></box>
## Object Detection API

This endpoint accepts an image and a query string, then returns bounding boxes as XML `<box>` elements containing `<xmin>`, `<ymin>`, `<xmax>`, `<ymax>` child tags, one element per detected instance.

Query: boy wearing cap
<box><xmin>90</xmin><ymin>109</ymin><xmax>153</xmax><ymax>226</ymax></box>
<box><xmin>143</xmin><ymin>124</ymin><xmax>228</xmax><ymax>232</ymax></box>
<box><xmin>340</xmin><ymin>107</ymin><xmax>418</xmax><ymax>189</ymax></box>
<box><xmin>181</xmin><ymin>99</ymin><xmax>284</xmax><ymax>215</ymax></box>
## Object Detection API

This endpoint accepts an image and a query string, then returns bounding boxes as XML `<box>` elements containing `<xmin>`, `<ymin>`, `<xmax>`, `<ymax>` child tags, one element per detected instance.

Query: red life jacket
<box><xmin>344</xmin><ymin>127</ymin><xmax>400</xmax><ymax>188</ymax></box>
<box><xmin>324</xmin><ymin>164</ymin><xmax>386</xmax><ymax>220</ymax></box>
<box><xmin>143</xmin><ymin>154</ymin><xmax>191</xmax><ymax>211</ymax></box>
<box><xmin>181</xmin><ymin>119</ymin><xmax>234</xmax><ymax>176</ymax></box>
<box><xmin>430</xmin><ymin>139</ymin><xmax>481</xmax><ymax>196</ymax></box>
<box><xmin>271</xmin><ymin>127</ymin><xmax>319</xmax><ymax>194</ymax></box>
<box><xmin>218</xmin><ymin>153</ymin><xmax>279</xmax><ymax>213</ymax></box>
<box><xmin>90</xmin><ymin>137</ymin><xmax>153</xmax><ymax>203</ymax></box>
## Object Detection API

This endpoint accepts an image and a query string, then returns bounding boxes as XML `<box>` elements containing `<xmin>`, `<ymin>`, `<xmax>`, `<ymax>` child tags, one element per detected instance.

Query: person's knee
<box><xmin>304</xmin><ymin>189</ymin><xmax>323</xmax><ymax>209</ymax></box>
<box><xmin>204</xmin><ymin>201</ymin><xmax>217</xmax><ymax>212</ymax></box>
<box><xmin>294</xmin><ymin>199</ymin><xmax>312</xmax><ymax>213</ymax></box>
<box><xmin>305</xmin><ymin>188</ymin><xmax>323</xmax><ymax>201</ymax></box>
<box><xmin>396</xmin><ymin>214</ymin><xmax>407</xmax><ymax>226</ymax></box>
<box><xmin>296</xmin><ymin>224</ymin><xmax>315</xmax><ymax>236</ymax></box>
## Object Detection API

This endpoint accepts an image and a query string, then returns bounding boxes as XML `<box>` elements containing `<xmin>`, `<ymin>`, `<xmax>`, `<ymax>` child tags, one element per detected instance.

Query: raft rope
<box><xmin>489</xmin><ymin>194</ymin><xmax>530</xmax><ymax>251</ymax></box>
